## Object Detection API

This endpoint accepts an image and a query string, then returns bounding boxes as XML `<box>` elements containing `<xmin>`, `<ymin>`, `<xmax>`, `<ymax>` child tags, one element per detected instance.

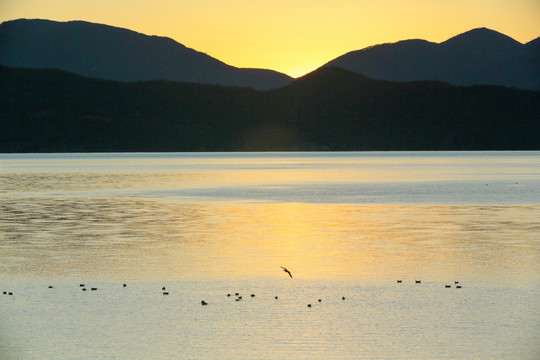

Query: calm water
<box><xmin>1</xmin><ymin>151</ymin><xmax>539</xmax><ymax>359</ymax></box>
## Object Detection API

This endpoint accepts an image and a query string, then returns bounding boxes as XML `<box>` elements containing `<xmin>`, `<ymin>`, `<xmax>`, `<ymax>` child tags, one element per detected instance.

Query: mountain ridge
<box><xmin>2</xmin><ymin>65</ymin><xmax>538</xmax><ymax>152</ymax></box>
<box><xmin>325</xmin><ymin>27</ymin><xmax>539</xmax><ymax>90</ymax></box>
<box><xmin>441</xmin><ymin>27</ymin><xmax>522</xmax><ymax>48</ymax></box>
<box><xmin>0</xmin><ymin>18</ymin><xmax>293</xmax><ymax>90</ymax></box>
<box><xmin>1</xmin><ymin>19</ymin><xmax>538</xmax><ymax>90</ymax></box>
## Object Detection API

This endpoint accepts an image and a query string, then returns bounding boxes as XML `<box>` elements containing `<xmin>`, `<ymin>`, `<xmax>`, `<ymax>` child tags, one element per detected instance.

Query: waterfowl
<box><xmin>456</xmin><ymin>285</ymin><xmax>462</xmax><ymax>289</ymax></box>
<box><xmin>163</xmin><ymin>292</ymin><xmax>169</xmax><ymax>295</ymax></box>
<box><xmin>201</xmin><ymin>300</ymin><xmax>208</xmax><ymax>305</ymax></box>
<box><xmin>123</xmin><ymin>284</ymin><xmax>127</xmax><ymax>287</ymax></box>
<box><xmin>251</xmin><ymin>294</ymin><xmax>255</xmax><ymax>297</ymax></box>
<box><xmin>275</xmin><ymin>296</ymin><xmax>279</xmax><ymax>299</ymax></box>
<box><xmin>48</xmin><ymin>286</ymin><xmax>54</xmax><ymax>289</ymax></box>
<box><xmin>342</xmin><ymin>296</ymin><xmax>346</xmax><ymax>300</ymax></box>
<box><xmin>397</xmin><ymin>280</ymin><xmax>402</xmax><ymax>283</ymax></box>
<box><xmin>281</xmin><ymin>266</ymin><xmax>293</xmax><ymax>278</ymax></box>
<box><xmin>415</xmin><ymin>280</ymin><xmax>421</xmax><ymax>284</ymax></box>
<box><xmin>307</xmin><ymin>304</ymin><xmax>311</xmax><ymax>307</ymax></box>
<box><xmin>91</xmin><ymin>287</ymin><xmax>97</xmax><ymax>291</ymax></box>
<box><xmin>445</xmin><ymin>285</ymin><xmax>451</xmax><ymax>288</ymax></box>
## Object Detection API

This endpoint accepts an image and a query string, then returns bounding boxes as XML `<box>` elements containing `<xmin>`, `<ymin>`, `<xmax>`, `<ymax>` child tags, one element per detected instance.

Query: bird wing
<box><xmin>281</xmin><ymin>267</ymin><xmax>293</xmax><ymax>278</ymax></box>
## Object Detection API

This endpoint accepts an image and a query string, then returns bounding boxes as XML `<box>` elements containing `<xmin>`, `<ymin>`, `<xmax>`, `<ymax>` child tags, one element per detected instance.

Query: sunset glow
<box><xmin>1</xmin><ymin>0</ymin><xmax>538</xmax><ymax>77</ymax></box>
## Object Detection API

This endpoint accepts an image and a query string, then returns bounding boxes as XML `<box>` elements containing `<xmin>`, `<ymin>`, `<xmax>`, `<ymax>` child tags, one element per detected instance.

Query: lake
<box><xmin>1</xmin><ymin>151</ymin><xmax>539</xmax><ymax>359</ymax></box>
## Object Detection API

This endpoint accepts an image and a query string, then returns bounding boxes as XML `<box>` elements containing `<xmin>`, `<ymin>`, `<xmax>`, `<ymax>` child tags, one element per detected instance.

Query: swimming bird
<box><xmin>163</xmin><ymin>292</ymin><xmax>169</xmax><ymax>295</ymax></box>
<box><xmin>281</xmin><ymin>266</ymin><xmax>293</xmax><ymax>278</ymax></box>
<box><xmin>415</xmin><ymin>280</ymin><xmax>421</xmax><ymax>284</ymax></box>
<box><xmin>342</xmin><ymin>296</ymin><xmax>346</xmax><ymax>300</ymax></box>
<box><xmin>123</xmin><ymin>284</ymin><xmax>127</xmax><ymax>287</ymax></box>
<box><xmin>456</xmin><ymin>285</ymin><xmax>462</xmax><ymax>289</ymax></box>
<box><xmin>445</xmin><ymin>285</ymin><xmax>451</xmax><ymax>288</ymax></box>
<box><xmin>307</xmin><ymin>304</ymin><xmax>311</xmax><ymax>307</ymax></box>
<box><xmin>48</xmin><ymin>285</ymin><xmax>54</xmax><ymax>289</ymax></box>
<box><xmin>397</xmin><ymin>280</ymin><xmax>402</xmax><ymax>283</ymax></box>
<box><xmin>275</xmin><ymin>296</ymin><xmax>279</xmax><ymax>299</ymax></box>
<box><xmin>201</xmin><ymin>300</ymin><xmax>208</xmax><ymax>305</ymax></box>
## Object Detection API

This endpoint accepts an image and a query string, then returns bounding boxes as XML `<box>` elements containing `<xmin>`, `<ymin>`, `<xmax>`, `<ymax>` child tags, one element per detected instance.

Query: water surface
<box><xmin>1</xmin><ymin>152</ymin><xmax>539</xmax><ymax>359</ymax></box>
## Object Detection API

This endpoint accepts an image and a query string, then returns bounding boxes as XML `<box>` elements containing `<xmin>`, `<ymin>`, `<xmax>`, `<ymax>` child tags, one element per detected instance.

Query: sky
<box><xmin>1</xmin><ymin>0</ymin><xmax>539</xmax><ymax>77</ymax></box>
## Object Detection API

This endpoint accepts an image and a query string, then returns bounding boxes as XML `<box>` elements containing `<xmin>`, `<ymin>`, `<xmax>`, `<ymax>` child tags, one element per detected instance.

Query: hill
<box><xmin>0</xmin><ymin>19</ymin><xmax>293</xmax><ymax>90</ymax></box>
<box><xmin>325</xmin><ymin>28</ymin><xmax>540</xmax><ymax>91</ymax></box>
<box><xmin>1</xmin><ymin>66</ymin><xmax>539</xmax><ymax>152</ymax></box>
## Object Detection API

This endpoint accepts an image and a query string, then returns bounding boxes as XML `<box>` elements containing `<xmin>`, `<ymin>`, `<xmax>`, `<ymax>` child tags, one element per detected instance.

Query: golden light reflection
<box><xmin>149</xmin><ymin>201</ymin><xmax>540</xmax><ymax>285</ymax></box>
<box><xmin>3</xmin><ymin>151</ymin><xmax>540</xmax><ymax>287</ymax></box>
<box><xmin>2</xmin><ymin>192</ymin><xmax>539</xmax><ymax>287</ymax></box>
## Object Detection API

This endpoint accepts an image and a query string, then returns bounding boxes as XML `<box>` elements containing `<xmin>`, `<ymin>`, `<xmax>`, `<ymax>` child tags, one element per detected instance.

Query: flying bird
<box><xmin>281</xmin><ymin>266</ymin><xmax>293</xmax><ymax>278</ymax></box>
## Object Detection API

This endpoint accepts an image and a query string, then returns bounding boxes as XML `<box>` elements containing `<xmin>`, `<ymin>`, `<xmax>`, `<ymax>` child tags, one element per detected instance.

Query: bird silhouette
<box><xmin>280</xmin><ymin>266</ymin><xmax>293</xmax><ymax>278</ymax></box>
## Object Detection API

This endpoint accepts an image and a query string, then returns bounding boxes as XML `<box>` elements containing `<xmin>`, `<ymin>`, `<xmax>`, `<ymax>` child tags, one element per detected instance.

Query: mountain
<box><xmin>3</xmin><ymin>20</ymin><xmax>536</xmax><ymax>91</ymax></box>
<box><xmin>0</xmin><ymin>19</ymin><xmax>293</xmax><ymax>90</ymax></box>
<box><xmin>2</xmin><ymin>66</ymin><xmax>539</xmax><ymax>152</ymax></box>
<box><xmin>325</xmin><ymin>28</ymin><xmax>540</xmax><ymax>91</ymax></box>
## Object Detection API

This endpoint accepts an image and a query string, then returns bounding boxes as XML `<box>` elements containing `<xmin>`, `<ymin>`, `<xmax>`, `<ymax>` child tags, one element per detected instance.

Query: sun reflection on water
<box><xmin>2</xmin><ymin>153</ymin><xmax>540</xmax><ymax>360</ymax></box>
<box><xmin>1</xmin><ymin>152</ymin><xmax>539</xmax><ymax>286</ymax></box>
<box><xmin>2</xmin><ymin>194</ymin><xmax>538</xmax><ymax>287</ymax></box>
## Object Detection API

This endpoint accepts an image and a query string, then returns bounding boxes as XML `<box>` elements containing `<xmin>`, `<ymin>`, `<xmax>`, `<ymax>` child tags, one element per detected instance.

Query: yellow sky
<box><xmin>1</xmin><ymin>0</ymin><xmax>539</xmax><ymax>77</ymax></box>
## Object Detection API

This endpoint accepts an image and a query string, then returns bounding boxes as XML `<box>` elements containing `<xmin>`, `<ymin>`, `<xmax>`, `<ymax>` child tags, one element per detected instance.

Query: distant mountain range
<box><xmin>0</xmin><ymin>19</ymin><xmax>538</xmax><ymax>90</ymax></box>
<box><xmin>0</xmin><ymin>19</ymin><xmax>293</xmax><ymax>90</ymax></box>
<box><xmin>325</xmin><ymin>27</ymin><xmax>540</xmax><ymax>91</ymax></box>
<box><xmin>1</xmin><ymin>19</ymin><xmax>539</xmax><ymax>152</ymax></box>
<box><xmin>2</xmin><ymin>66</ymin><xmax>539</xmax><ymax>152</ymax></box>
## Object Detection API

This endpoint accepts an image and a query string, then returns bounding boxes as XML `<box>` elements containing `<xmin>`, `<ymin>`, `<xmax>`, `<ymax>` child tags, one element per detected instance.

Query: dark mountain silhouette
<box><xmin>2</xmin><ymin>19</ymin><xmax>537</xmax><ymax>91</ymax></box>
<box><xmin>325</xmin><ymin>28</ymin><xmax>540</xmax><ymax>91</ymax></box>
<box><xmin>1</xmin><ymin>66</ymin><xmax>539</xmax><ymax>152</ymax></box>
<box><xmin>0</xmin><ymin>19</ymin><xmax>293</xmax><ymax>90</ymax></box>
